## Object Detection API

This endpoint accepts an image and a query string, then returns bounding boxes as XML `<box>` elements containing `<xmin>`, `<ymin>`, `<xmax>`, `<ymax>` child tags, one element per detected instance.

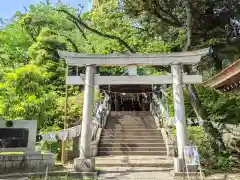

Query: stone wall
<box><xmin>0</xmin><ymin>153</ymin><xmax>55</xmax><ymax>174</ymax></box>
<box><xmin>219</xmin><ymin>124</ymin><xmax>240</xmax><ymax>151</ymax></box>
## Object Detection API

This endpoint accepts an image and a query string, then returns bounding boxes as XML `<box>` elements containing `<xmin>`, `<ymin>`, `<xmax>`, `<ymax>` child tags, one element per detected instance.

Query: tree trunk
<box><xmin>182</xmin><ymin>0</ymin><xmax>226</xmax><ymax>152</ymax></box>
<box><xmin>186</xmin><ymin>84</ymin><xmax>226</xmax><ymax>152</ymax></box>
<box><xmin>183</xmin><ymin>0</ymin><xmax>192</xmax><ymax>51</ymax></box>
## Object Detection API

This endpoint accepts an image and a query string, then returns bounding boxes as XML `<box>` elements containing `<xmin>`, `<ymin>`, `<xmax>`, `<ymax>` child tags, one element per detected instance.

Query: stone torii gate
<box><xmin>58</xmin><ymin>48</ymin><xmax>208</xmax><ymax>172</ymax></box>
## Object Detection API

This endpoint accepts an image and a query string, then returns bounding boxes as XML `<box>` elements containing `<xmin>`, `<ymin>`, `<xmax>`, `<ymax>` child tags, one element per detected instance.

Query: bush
<box><xmin>171</xmin><ymin>126</ymin><xmax>236</xmax><ymax>169</ymax></box>
<box><xmin>214</xmin><ymin>151</ymin><xmax>235</xmax><ymax>169</ymax></box>
<box><xmin>40</xmin><ymin>125</ymin><xmax>61</xmax><ymax>159</ymax></box>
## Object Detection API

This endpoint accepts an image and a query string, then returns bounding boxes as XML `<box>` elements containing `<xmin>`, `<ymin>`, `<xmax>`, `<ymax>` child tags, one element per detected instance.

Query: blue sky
<box><xmin>0</xmin><ymin>0</ymin><xmax>91</xmax><ymax>19</ymax></box>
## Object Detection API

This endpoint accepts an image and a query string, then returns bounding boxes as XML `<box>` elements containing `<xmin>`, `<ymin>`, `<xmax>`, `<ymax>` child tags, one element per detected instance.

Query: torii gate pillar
<box><xmin>171</xmin><ymin>62</ymin><xmax>188</xmax><ymax>171</ymax></box>
<box><xmin>74</xmin><ymin>65</ymin><xmax>96</xmax><ymax>172</ymax></box>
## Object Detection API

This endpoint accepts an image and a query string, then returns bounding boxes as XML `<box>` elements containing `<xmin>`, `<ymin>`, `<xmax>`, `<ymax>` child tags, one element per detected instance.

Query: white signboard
<box><xmin>184</xmin><ymin>146</ymin><xmax>200</xmax><ymax>166</ymax></box>
<box><xmin>184</xmin><ymin>146</ymin><xmax>203</xmax><ymax>180</ymax></box>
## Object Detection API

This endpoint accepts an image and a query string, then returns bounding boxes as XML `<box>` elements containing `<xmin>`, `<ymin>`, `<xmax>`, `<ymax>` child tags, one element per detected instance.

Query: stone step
<box><xmin>105</xmin><ymin>127</ymin><xmax>157</xmax><ymax>130</ymax></box>
<box><xmin>109</xmin><ymin>119</ymin><xmax>154</xmax><ymax>121</ymax></box>
<box><xmin>100</xmin><ymin>139</ymin><xmax>164</xmax><ymax>144</ymax></box>
<box><xmin>100</xmin><ymin>137</ymin><xmax>164</xmax><ymax>140</ymax></box>
<box><xmin>172</xmin><ymin>171</ymin><xmax>205</xmax><ymax>178</ymax></box>
<box><xmin>114</xmin><ymin>119</ymin><xmax>155</xmax><ymax>121</ymax></box>
<box><xmin>98</xmin><ymin>151</ymin><xmax>167</xmax><ymax>156</ymax></box>
<box><xmin>112</xmin><ymin>122</ymin><xmax>156</xmax><ymax>126</ymax></box>
<box><xmin>103</xmin><ymin>129</ymin><xmax>160</xmax><ymax>132</ymax></box>
<box><xmin>114</xmin><ymin>118</ymin><xmax>154</xmax><ymax>120</ymax></box>
<box><xmin>96</xmin><ymin>155</ymin><xmax>170</xmax><ymax>160</ymax></box>
<box><xmin>101</xmin><ymin>132</ymin><xmax>162</xmax><ymax>136</ymax></box>
<box><xmin>96</xmin><ymin>156</ymin><xmax>173</xmax><ymax>168</ymax></box>
<box><xmin>97</xmin><ymin>167</ymin><xmax>174</xmax><ymax>180</ymax></box>
<box><xmin>105</xmin><ymin>125</ymin><xmax>157</xmax><ymax>128</ymax></box>
<box><xmin>98</xmin><ymin>147</ymin><xmax>166</xmax><ymax>151</ymax></box>
<box><xmin>100</xmin><ymin>135</ymin><xmax>163</xmax><ymax>139</ymax></box>
<box><xmin>98</xmin><ymin>143</ymin><xmax>165</xmax><ymax>148</ymax></box>
<box><xmin>109</xmin><ymin>116</ymin><xmax>153</xmax><ymax>119</ymax></box>
<box><xmin>105</xmin><ymin>127</ymin><xmax>157</xmax><ymax>129</ymax></box>
<box><xmin>101</xmin><ymin>134</ymin><xmax>162</xmax><ymax>138</ymax></box>
<box><xmin>107</xmin><ymin>125</ymin><xmax>157</xmax><ymax>128</ymax></box>
<box><xmin>110</xmin><ymin>117</ymin><xmax>153</xmax><ymax>120</ymax></box>
<box><xmin>111</xmin><ymin>119</ymin><xmax>154</xmax><ymax>122</ymax></box>
<box><xmin>96</xmin><ymin>163</ymin><xmax>172</xmax><ymax>168</ymax></box>
<box><xmin>111</xmin><ymin>120</ymin><xmax>154</xmax><ymax>123</ymax></box>
<box><xmin>110</xmin><ymin>111</ymin><xmax>151</xmax><ymax>115</ymax></box>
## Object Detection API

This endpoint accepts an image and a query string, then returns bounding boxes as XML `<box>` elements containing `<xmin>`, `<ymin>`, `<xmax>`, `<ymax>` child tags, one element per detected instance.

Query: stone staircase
<box><xmin>96</xmin><ymin>111</ymin><xmax>173</xmax><ymax>168</ymax></box>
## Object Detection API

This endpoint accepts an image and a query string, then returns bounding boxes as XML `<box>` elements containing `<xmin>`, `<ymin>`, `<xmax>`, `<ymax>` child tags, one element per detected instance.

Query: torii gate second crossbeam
<box><xmin>58</xmin><ymin>48</ymin><xmax>209</xmax><ymax>172</ymax></box>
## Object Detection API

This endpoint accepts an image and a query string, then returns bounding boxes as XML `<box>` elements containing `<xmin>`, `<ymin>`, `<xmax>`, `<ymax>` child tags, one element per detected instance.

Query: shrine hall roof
<box><xmin>203</xmin><ymin>59</ymin><xmax>240</xmax><ymax>89</ymax></box>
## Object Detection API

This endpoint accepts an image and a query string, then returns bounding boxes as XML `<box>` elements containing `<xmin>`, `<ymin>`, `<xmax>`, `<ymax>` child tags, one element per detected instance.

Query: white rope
<box><xmin>44</xmin><ymin>165</ymin><xmax>49</xmax><ymax>180</ymax></box>
<box><xmin>78</xmin><ymin>70</ymin><xmax>163</xmax><ymax>95</ymax></box>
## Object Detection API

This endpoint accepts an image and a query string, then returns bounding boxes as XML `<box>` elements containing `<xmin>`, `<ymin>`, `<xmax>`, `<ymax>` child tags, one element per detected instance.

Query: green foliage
<box><xmin>196</xmin><ymin>85</ymin><xmax>240</xmax><ymax>125</ymax></box>
<box><xmin>0</xmin><ymin>20</ymin><xmax>32</xmax><ymax>68</ymax></box>
<box><xmin>4</xmin><ymin>65</ymin><xmax>49</xmax><ymax>96</ymax></box>
<box><xmin>0</xmin><ymin>65</ymin><xmax>58</xmax><ymax>128</ymax></box>
<box><xmin>28</xmin><ymin>27</ymin><xmax>66</xmax><ymax>91</ymax></box>
<box><xmin>99</xmin><ymin>66</ymin><xmax>125</xmax><ymax>76</ymax></box>
<box><xmin>163</xmin><ymin>87</ymin><xmax>174</xmax><ymax>117</ymax></box>
<box><xmin>164</xmin><ymin>85</ymin><xmax>240</xmax><ymax>127</ymax></box>
<box><xmin>57</xmin><ymin>93</ymin><xmax>84</xmax><ymax>127</ymax></box>
<box><xmin>172</xmin><ymin>126</ymin><xmax>236</xmax><ymax>169</ymax></box>
<box><xmin>123</xmin><ymin>0</ymin><xmax>240</xmax><ymax>79</ymax></box>
<box><xmin>81</xmin><ymin>0</ymin><xmax>171</xmax><ymax>54</ymax></box>
<box><xmin>40</xmin><ymin>124</ymin><xmax>61</xmax><ymax>157</ymax></box>
<box><xmin>162</xmin><ymin>86</ymin><xmax>195</xmax><ymax>118</ymax></box>
<box><xmin>214</xmin><ymin>151</ymin><xmax>236</xmax><ymax>169</ymax></box>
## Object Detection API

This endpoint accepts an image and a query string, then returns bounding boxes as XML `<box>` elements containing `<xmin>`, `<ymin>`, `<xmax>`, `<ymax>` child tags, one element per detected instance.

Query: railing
<box><xmin>152</xmin><ymin>92</ymin><xmax>174</xmax><ymax>127</ymax></box>
<box><xmin>91</xmin><ymin>92</ymin><xmax>110</xmax><ymax>141</ymax></box>
<box><xmin>152</xmin><ymin>91</ymin><xmax>177</xmax><ymax>157</ymax></box>
<box><xmin>36</xmin><ymin>92</ymin><xmax>111</xmax><ymax>161</ymax></box>
<box><xmin>38</xmin><ymin>92</ymin><xmax>111</xmax><ymax>146</ymax></box>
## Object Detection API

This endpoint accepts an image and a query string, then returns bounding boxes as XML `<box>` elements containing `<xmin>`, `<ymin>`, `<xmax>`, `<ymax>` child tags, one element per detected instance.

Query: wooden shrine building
<box><xmin>203</xmin><ymin>59</ymin><xmax>240</xmax><ymax>92</ymax></box>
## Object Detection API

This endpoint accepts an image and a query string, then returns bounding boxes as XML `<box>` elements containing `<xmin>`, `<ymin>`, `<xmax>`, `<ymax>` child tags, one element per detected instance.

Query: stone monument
<box><xmin>0</xmin><ymin>120</ymin><xmax>55</xmax><ymax>173</ymax></box>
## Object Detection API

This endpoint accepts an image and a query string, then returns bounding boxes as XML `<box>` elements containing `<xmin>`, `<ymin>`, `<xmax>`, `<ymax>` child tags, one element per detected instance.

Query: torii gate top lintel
<box><xmin>58</xmin><ymin>48</ymin><xmax>209</xmax><ymax>66</ymax></box>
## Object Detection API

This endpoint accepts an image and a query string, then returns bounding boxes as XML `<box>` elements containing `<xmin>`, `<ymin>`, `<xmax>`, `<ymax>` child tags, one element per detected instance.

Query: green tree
<box><xmin>0</xmin><ymin>65</ymin><xmax>58</xmax><ymax>128</ymax></box>
<box><xmin>28</xmin><ymin>27</ymin><xmax>66</xmax><ymax>91</ymax></box>
<box><xmin>0</xmin><ymin>18</ymin><xmax>32</xmax><ymax>68</ymax></box>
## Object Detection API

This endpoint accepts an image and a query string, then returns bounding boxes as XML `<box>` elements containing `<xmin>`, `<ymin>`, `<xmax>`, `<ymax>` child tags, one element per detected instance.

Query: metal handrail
<box><xmin>91</xmin><ymin>93</ymin><xmax>110</xmax><ymax>140</ymax></box>
<box><xmin>38</xmin><ymin>93</ymin><xmax>110</xmax><ymax>142</ymax></box>
<box><xmin>152</xmin><ymin>92</ymin><xmax>178</xmax><ymax>157</ymax></box>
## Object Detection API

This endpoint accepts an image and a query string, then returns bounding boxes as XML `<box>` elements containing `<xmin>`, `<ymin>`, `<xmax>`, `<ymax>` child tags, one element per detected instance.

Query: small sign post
<box><xmin>184</xmin><ymin>146</ymin><xmax>204</xmax><ymax>180</ymax></box>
